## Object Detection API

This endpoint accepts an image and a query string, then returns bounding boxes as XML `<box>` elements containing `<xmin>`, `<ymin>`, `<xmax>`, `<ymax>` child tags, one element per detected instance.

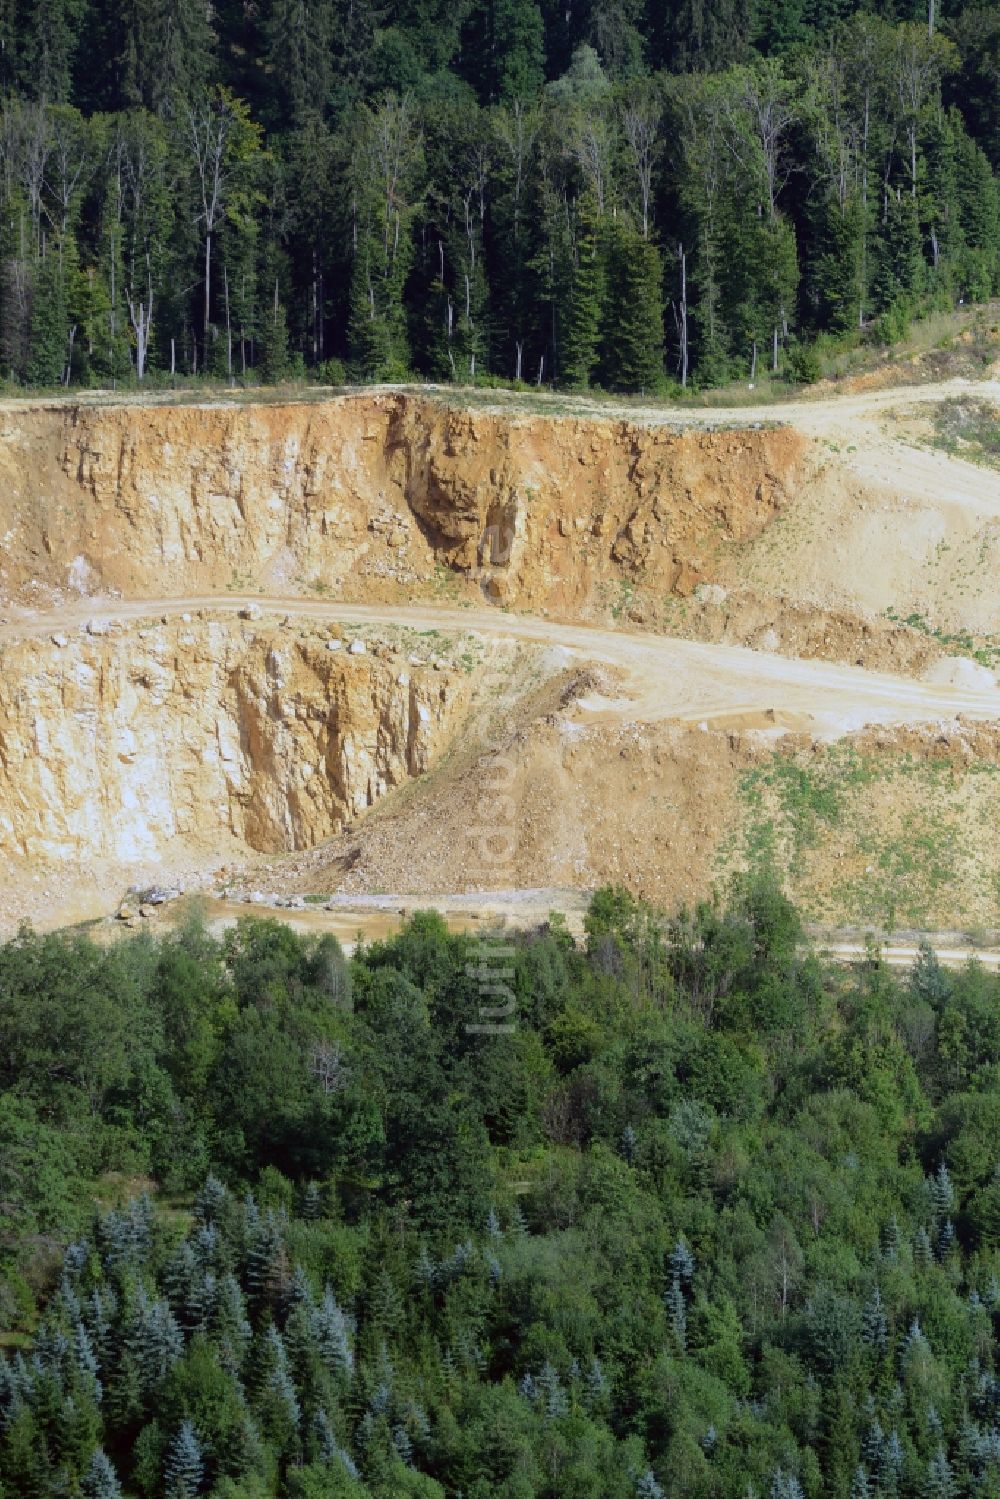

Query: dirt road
<box><xmin>6</xmin><ymin>594</ymin><xmax>999</xmax><ymax>740</ymax></box>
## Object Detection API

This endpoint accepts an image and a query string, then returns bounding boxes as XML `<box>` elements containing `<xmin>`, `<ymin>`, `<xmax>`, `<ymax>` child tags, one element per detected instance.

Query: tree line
<box><xmin>5</xmin><ymin>885</ymin><xmax>1000</xmax><ymax>1492</ymax></box>
<box><xmin>0</xmin><ymin>1</ymin><xmax>999</xmax><ymax>391</ymax></box>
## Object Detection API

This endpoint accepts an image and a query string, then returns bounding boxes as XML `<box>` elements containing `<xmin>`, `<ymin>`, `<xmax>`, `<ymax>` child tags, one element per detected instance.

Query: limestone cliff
<box><xmin>0</xmin><ymin>616</ymin><xmax>468</xmax><ymax>862</ymax></box>
<box><xmin>0</xmin><ymin>393</ymin><xmax>805</xmax><ymax>613</ymax></box>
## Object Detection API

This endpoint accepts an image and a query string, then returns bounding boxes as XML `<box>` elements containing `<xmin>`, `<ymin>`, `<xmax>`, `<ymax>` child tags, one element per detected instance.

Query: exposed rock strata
<box><xmin>0</xmin><ymin>394</ymin><xmax>805</xmax><ymax>611</ymax></box>
<box><xmin>0</xmin><ymin>617</ymin><xmax>467</xmax><ymax>861</ymax></box>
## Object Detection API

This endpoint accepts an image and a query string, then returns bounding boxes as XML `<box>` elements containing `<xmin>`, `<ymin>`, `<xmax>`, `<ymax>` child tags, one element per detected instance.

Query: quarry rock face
<box><xmin>0</xmin><ymin>393</ymin><xmax>805</xmax><ymax>611</ymax></box>
<box><xmin>0</xmin><ymin>618</ymin><xmax>466</xmax><ymax>862</ymax></box>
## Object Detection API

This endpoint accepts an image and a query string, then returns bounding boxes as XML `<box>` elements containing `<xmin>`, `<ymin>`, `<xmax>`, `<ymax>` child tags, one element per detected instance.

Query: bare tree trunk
<box><xmin>678</xmin><ymin>244</ymin><xmax>688</xmax><ymax>389</ymax></box>
<box><xmin>223</xmin><ymin>263</ymin><xmax>232</xmax><ymax>378</ymax></box>
<box><xmin>928</xmin><ymin>0</ymin><xmax>936</xmax><ymax>35</ymax></box>
<box><xmin>515</xmin><ymin>341</ymin><xmax>523</xmax><ymax>382</ymax></box>
<box><xmin>750</xmin><ymin>341</ymin><xmax>758</xmax><ymax>382</ymax></box>
<box><xmin>312</xmin><ymin>250</ymin><xmax>318</xmax><ymax>364</ymax></box>
<box><xmin>128</xmin><ymin>282</ymin><xmax>153</xmax><ymax>380</ymax></box>
<box><xmin>109</xmin><ymin>243</ymin><xmax>116</xmax><ymax>377</ymax></box>
<box><xmin>318</xmin><ymin>269</ymin><xmax>325</xmax><ymax>361</ymax></box>
<box><xmin>772</xmin><ymin>325</ymin><xmax>779</xmax><ymax>373</ymax></box>
<box><xmin>204</xmin><ymin>230</ymin><xmax>212</xmax><ymax>362</ymax></box>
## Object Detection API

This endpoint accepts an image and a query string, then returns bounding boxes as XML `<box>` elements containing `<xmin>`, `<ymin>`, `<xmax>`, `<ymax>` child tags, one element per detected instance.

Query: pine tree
<box><xmin>368</xmin><ymin>1269</ymin><xmax>403</xmax><ymax>1339</ymax></box>
<box><xmin>392</xmin><ymin>1422</ymin><xmax>413</xmax><ymax>1464</ymax></box>
<box><xmin>164</xmin><ymin>1418</ymin><xmax>204</xmax><ymax>1498</ymax></box>
<box><xmin>163</xmin><ymin>1240</ymin><xmax>206</xmax><ymax>1333</ymax></box>
<box><xmin>132</xmin><ymin>1295</ymin><xmax>183</xmax><ymax>1397</ymax></box>
<box><xmin>509</xmin><ymin>1202</ymin><xmax>528</xmax><ymax>1238</ymax></box>
<box><xmin>72</xmin><ymin>1321</ymin><xmax>101</xmax><ymax>1397</ymax></box>
<box><xmin>413</xmin><ymin>1243</ymin><xmax>437</xmax><ymax>1293</ymax></box>
<box><xmin>954</xmin><ymin>129</ymin><xmax>1000</xmax><ymax>298</ymax></box>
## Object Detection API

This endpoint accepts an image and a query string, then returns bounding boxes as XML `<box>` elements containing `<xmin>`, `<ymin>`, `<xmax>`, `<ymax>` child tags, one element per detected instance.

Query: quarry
<box><xmin>3</xmin><ymin>378</ymin><xmax>1000</xmax><ymax>941</ymax></box>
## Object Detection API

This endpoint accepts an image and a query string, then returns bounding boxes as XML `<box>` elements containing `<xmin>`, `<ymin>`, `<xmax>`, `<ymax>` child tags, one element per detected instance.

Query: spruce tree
<box><xmin>930</xmin><ymin>1162</ymin><xmax>956</xmax><ymax>1220</ymax></box>
<box><xmin>954</xmin><ymin>130</ymin><xmax>1000</xmax><ymax>297</ymax></box>
<box><xmin>561</xmin><ymin>194</ymin><xmax>605</xmax><ymax>389</ymax></box>
<box><xmin>482</xmin><ymin>0</ymin><xmax>545</xmax><ymax>104</ymax></box>
<box><xmin>164</xmin><ymin>1418</ymin><xmax>204</xmax><ymax>1498</ymax></box>
<box><xmin>259</xmin><ymin>297</ymin><xmax>290</xmax><ymax>383</ymax></box>
<box><xmin>665</xmin><ymin>1275</ymin><xmax>687</xmax><ymax>1350</ymax></box>
<box><xmin>313</xmin><ymin>1286</ymin><xmax>353</xmax><ymax>1378</ymax></box>
<box><xmin>924</xmin><ymin>1447</ymin><xmax>955</xmax><ymax>1499</ymax></box>
<box><xmin>27</xmin><ymin>252</ymin><xmax>70</xmax><ymax>387</ymax></box>
<box><xmin>600</xmin><ymin>219</ymin><xmax>664</xmax><ymax>393</ymax></box>
<box><xmin>871</xmin><ymin>192</ymin><xmax>923</xmax><ymax>322</ymax></box>
<box><xmin>213</xmin><ymin>1273</ymin><xmax>252</xmax><ymax>1376</ymax></box>
<box><xmin>861</xmin><ymin>1287</ymin><xmax>889</xmax><ymax>1355</ymax></box>
<box><xmin>194</xmin><ymin>1175</ymin><xmax>228</xmax><ymax>1227</ymax></box>
<box><xmin>813</xmin><ymin>196</ymin><xmax>866</xmax><ymax>333</ymax></box>
<box><xmin>82</xmin><ymin>1447</ymin><xmax>123</xmax><ymax>1499</ymax></box>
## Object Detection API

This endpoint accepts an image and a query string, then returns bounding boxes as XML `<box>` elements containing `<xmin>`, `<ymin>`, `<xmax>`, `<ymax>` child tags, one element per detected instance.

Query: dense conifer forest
<box><xmin>4</xmin><ymin>886</ymin><xmax>1000</xmax><ymax>1494</ymax></box>
<box><xmin>0</xmin><ymin>0</ymin><xmax>997</xmax><ymax>388</ymax></box>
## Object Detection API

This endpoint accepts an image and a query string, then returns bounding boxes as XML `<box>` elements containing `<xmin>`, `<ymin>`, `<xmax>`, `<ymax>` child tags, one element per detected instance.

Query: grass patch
<box><xmin>723</xmin><ymin>743</ymin><xmax>1000</xmax><ymax>929</ymax></box>
<box><xmin>928</xmin><ymin>398</ymin><xmax>1000</xmax><ymax>470</ymax></box>
<box><xmin>885</xmin><ymin>606</ymin><xmax>1000</xmax><ymax>670</ymax></box>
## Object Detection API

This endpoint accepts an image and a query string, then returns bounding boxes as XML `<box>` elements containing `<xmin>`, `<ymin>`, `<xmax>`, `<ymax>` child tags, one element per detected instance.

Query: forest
<box><xmin>0</xmin><ymin>0</ymin><xmax>997</xmax><ymax>389</ymax></box>
<box><xmin>3</xmin><ymin>884</ymin><xmax>1000</xmax><ymax>1495</ymax></box>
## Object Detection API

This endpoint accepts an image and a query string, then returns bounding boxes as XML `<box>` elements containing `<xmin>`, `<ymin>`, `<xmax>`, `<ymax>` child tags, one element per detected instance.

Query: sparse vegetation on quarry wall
<box><xmin>0</xmin><ymin>616</ymin><xmax>470</xmax><ymax>862</ymax></box>
<box><xmin>0</xmin><ymin>393</ymin><xmax>805</xmax><ymax>614</ymax></box>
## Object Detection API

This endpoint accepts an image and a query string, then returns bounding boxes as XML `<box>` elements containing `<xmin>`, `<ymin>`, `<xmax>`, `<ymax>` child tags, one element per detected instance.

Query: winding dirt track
<box><xmin>6</xmin><ymin>594</ymin><xmax>1000</xmax><ymax>740</ymax></box>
